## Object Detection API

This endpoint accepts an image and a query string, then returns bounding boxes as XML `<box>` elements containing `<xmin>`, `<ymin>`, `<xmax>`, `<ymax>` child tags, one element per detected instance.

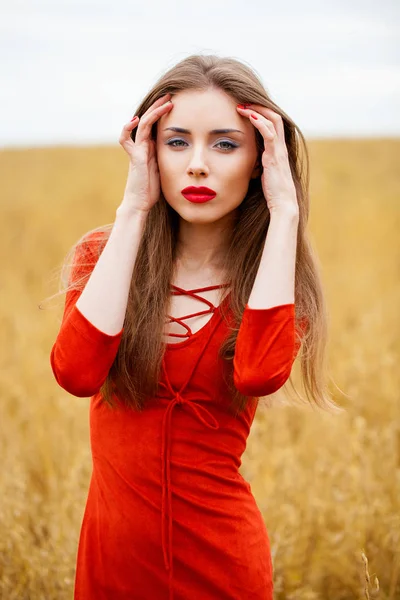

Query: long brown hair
<box><xmin>46</xmin><ymin>54</ymin><xmax>343</xmax><ymax>417</ymax></box>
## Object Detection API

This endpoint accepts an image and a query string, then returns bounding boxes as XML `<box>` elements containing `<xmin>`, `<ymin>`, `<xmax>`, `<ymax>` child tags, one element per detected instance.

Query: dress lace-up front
<box><xmin>160</xmin><ymin>282</ymin><xmax>231</xmax><ymax>596</ymax></box>
<box><xmin>164</xmin><ymin>283</ymin><xmax>231</xmax><ymax>343</ymax></box>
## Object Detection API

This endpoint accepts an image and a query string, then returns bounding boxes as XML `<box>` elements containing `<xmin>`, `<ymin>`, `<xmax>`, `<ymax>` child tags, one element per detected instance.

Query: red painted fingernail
<box><xmin>237</xmin><ymin>103</ymin><xmax>250</xmax><ymax>109</ymax></box>
<box><xmin>251</xmin><ymin>113</ymin><xmax>258</xmax><ymax>120</ymax></box>
<box><xmin>131</xmin><ymin>116</ymin><xmax>138</xmax><ymax>121</ymax></box>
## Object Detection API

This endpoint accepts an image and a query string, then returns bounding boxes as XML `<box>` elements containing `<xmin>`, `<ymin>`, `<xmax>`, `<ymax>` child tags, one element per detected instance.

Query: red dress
<box><xmin>50</xmin><ymin>238</ymin><xmax>301</xmax><ymax>600</ymax></box>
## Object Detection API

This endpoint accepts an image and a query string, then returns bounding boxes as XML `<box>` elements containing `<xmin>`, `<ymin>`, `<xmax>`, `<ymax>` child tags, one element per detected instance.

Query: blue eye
<box><xmin>166</xmin><ymin>139</ymin><xmax>238</xmax><ymax>151</ymax></box>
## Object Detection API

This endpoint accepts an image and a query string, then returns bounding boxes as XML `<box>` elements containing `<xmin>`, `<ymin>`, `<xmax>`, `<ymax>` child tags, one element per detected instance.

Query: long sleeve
<box><xmin>50</xmin><ymin>235</ymin><xmax>124</xmax><ymax>397</ymax></box>
<box><xmin>233</xmin><ymin>303</ymin><xmax>305</xmax><ymax>397</ymax></box>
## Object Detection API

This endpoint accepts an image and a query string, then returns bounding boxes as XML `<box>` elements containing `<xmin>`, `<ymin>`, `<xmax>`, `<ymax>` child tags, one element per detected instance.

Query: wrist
<box><xmin>116</xmin><ymin>203</ymin><xmax>149</xmax><ymax>222</ymax></box>
<box><xmin>269</xmin><ymin>207</ymin><xmax>299</xmax><ymax>223</ymax></box>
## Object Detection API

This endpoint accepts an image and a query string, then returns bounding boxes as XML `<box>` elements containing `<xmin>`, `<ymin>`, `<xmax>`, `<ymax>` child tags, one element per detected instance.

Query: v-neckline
<box><xmin>164</xmin><ymin>284</ymin><xmax>231</xmax><ymax>350</ymax></box>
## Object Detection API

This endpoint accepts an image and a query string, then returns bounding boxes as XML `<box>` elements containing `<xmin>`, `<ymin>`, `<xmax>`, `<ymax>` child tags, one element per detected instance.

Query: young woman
<box><xmin>50</xmin><ymin>54</ymin><xmax>340</xmax><ymax>600</ymax></box>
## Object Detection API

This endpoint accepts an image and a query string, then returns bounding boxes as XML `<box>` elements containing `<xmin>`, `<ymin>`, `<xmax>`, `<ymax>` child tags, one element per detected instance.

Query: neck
<box><xmin>175</xmin><ymin>214</ymin><xmax>234</xmax><ymax>273</ymax></box>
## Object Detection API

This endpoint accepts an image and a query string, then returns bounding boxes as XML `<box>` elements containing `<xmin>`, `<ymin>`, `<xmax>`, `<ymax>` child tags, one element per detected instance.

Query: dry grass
<box><xmin>0</xmin><ymin>139</ymin><xmax>399</xmax><ymax>599</ymax></box>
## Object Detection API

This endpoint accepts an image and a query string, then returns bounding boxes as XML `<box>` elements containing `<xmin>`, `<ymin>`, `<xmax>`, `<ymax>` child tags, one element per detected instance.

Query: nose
<box><xmin>186</xmin><ymin>146</ymin><xmax>209</xmax><ymax>176</ymax></box>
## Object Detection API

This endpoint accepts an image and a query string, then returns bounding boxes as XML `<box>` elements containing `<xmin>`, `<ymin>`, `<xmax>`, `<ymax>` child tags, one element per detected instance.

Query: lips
<box><xmin>181</xmin><ymin>186</ymin><xmax>217</xmax><ymax>204</ymax></box>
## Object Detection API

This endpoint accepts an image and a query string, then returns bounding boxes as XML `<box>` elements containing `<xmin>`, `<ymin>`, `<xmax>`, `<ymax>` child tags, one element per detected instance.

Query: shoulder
<box><xmin>77</xmin><ymin>228</ymin><xmax>110</xmax><ymax>257</ymax></box>
<box><xmin>68</xmin><ymin>227</ymin><xmax>111</xmax><ymax>285</ymax></box>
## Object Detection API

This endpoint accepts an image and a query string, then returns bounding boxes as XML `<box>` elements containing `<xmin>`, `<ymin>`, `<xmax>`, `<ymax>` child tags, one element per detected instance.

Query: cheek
<box><xmin>157</xmin><ymin>148</ymin><xmax>179</xmax><ymax>178</ymax></box>
<box><xmin>223</xmin><ymin>158</ymin><xmax>255</xmax><ymax>184</ymax></box>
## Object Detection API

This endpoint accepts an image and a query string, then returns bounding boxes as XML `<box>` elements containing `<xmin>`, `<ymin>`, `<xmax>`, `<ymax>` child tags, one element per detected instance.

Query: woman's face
<box><xmin>156</xmin><ymin>87</ymin><xmax>260</xmax><ymax>224</ymax></box>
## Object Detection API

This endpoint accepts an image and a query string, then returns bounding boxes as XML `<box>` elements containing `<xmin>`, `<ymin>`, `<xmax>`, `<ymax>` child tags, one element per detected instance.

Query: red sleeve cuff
<box><xmin>71</xmin><ymin>304</ymin><xmax>124</xmax><ymax>343</ymax></box>
<box><xmin>233</xmin><ymin>303</ymin><xmax>296</xmax><ymax>397</ymax></box>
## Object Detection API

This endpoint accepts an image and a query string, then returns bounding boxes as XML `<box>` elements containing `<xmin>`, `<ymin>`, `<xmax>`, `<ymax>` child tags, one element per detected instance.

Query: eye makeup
<box><xmin>165</xmin><ymin>139</ymin><xmax>239</xmax><ymax>151</ymax></box>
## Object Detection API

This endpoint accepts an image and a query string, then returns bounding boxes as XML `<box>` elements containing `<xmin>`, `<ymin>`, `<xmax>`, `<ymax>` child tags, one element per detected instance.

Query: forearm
<box><xmin>75</xmin><ymin>205</ymin><xmax>148</xmax><ymax>335</ymax></box>
<box><xmin>247</xmin><ymin>210</ymin><xmax>299</xmax><ymax>309</ymax></box>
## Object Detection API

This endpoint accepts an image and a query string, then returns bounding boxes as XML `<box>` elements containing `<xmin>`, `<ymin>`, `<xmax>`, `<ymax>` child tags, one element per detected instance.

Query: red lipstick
<box><xmin>181</xmin><ymin>186</ymin><xmax>217</xmax><ymax>204</ymax></box>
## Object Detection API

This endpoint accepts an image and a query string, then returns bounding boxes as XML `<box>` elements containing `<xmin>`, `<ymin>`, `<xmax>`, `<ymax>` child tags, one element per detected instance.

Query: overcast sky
<box><xmin>1</xmin><ymin>0</ymin><xmax>399</xmax><ymax>147</ymax></box>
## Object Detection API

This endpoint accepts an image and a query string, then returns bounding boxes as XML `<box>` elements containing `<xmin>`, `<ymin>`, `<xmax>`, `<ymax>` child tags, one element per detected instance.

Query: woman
<box><xmin>50</xmin><ymin>54</ymin><xmax>341</xmax><ymax>600</ymax></box>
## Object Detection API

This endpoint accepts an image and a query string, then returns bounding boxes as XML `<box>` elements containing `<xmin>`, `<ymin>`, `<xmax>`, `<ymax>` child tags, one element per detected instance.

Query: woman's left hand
<box><xmin>237</xmin><ymin>103</ymin><xmax>299</xmax><ymax>217</ymax></box>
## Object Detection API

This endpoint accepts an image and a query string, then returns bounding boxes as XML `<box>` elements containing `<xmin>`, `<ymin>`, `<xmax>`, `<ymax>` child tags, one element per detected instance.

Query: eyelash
<box><xmin>166</xmin><ymin>139</ymin><xmax>238</xmax><ymax>151</ymax></box>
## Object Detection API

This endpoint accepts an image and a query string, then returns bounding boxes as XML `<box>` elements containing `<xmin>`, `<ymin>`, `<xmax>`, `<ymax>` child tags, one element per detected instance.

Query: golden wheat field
<box><xmin>1</xmin><ymin>139</ymin><xmax>399</xmax><ymax>599</ymax></box>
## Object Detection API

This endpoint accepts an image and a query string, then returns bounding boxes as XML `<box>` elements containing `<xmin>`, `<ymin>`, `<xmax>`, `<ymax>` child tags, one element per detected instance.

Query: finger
<box><xmin>237</xmin><ymin>107</ymin><xmax>276</xmax><ymax>145</ymax></box>
<box><xmin>257</xmin><ymin>107</ymin><xmax>285</xmax><ymax>142</ymax></box>
<box><xmin>135</xmin><ymin>93</ymin><xmax>171</xmax><ymax>127</ymax></box>
<box><xmin>125</xmin><ymin>93</ymin><xmax>171</xmax><ymax>141</ymax></box>
<box><xmin>144</xmin><ymin>93</ymin><xmax>171</xmax><ymax>115</ymax></box>
<box><xmin>237</xmin><ymin>104</ymin><xmax>285</xmax><ymax>143</ymax></box>
<box><xmin>119</xmin><ymin>115</ymin><xmax>139</xmax><ymax>139</ymax></box>
<box><xmin>249</xmin><ymin>112</ymin><xmax>276</xmax><ymax>142</ymax></box>
<box><xmin>135</xmin><ymin>100</ymin><xmax>173</xmax><ymax>146</ymax></box>
<box><xmin>119</xmin><ymin>116</ymin><xmax>139</xmax><ymax>150</ymax></box>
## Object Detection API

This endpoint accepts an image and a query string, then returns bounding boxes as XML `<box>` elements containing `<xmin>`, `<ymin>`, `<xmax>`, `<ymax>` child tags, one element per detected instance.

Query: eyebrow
<box><xmin>163</xmin><ymin>127</ymin><xmax>245</xmax><ymax>135</ymax></box>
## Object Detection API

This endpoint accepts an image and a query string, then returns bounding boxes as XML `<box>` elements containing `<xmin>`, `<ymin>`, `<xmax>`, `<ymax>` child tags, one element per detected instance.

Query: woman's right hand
<box><xmin>118</xmin><ymin>93</ymin><xmax>173</xmax><ymax>215</ymax></box>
